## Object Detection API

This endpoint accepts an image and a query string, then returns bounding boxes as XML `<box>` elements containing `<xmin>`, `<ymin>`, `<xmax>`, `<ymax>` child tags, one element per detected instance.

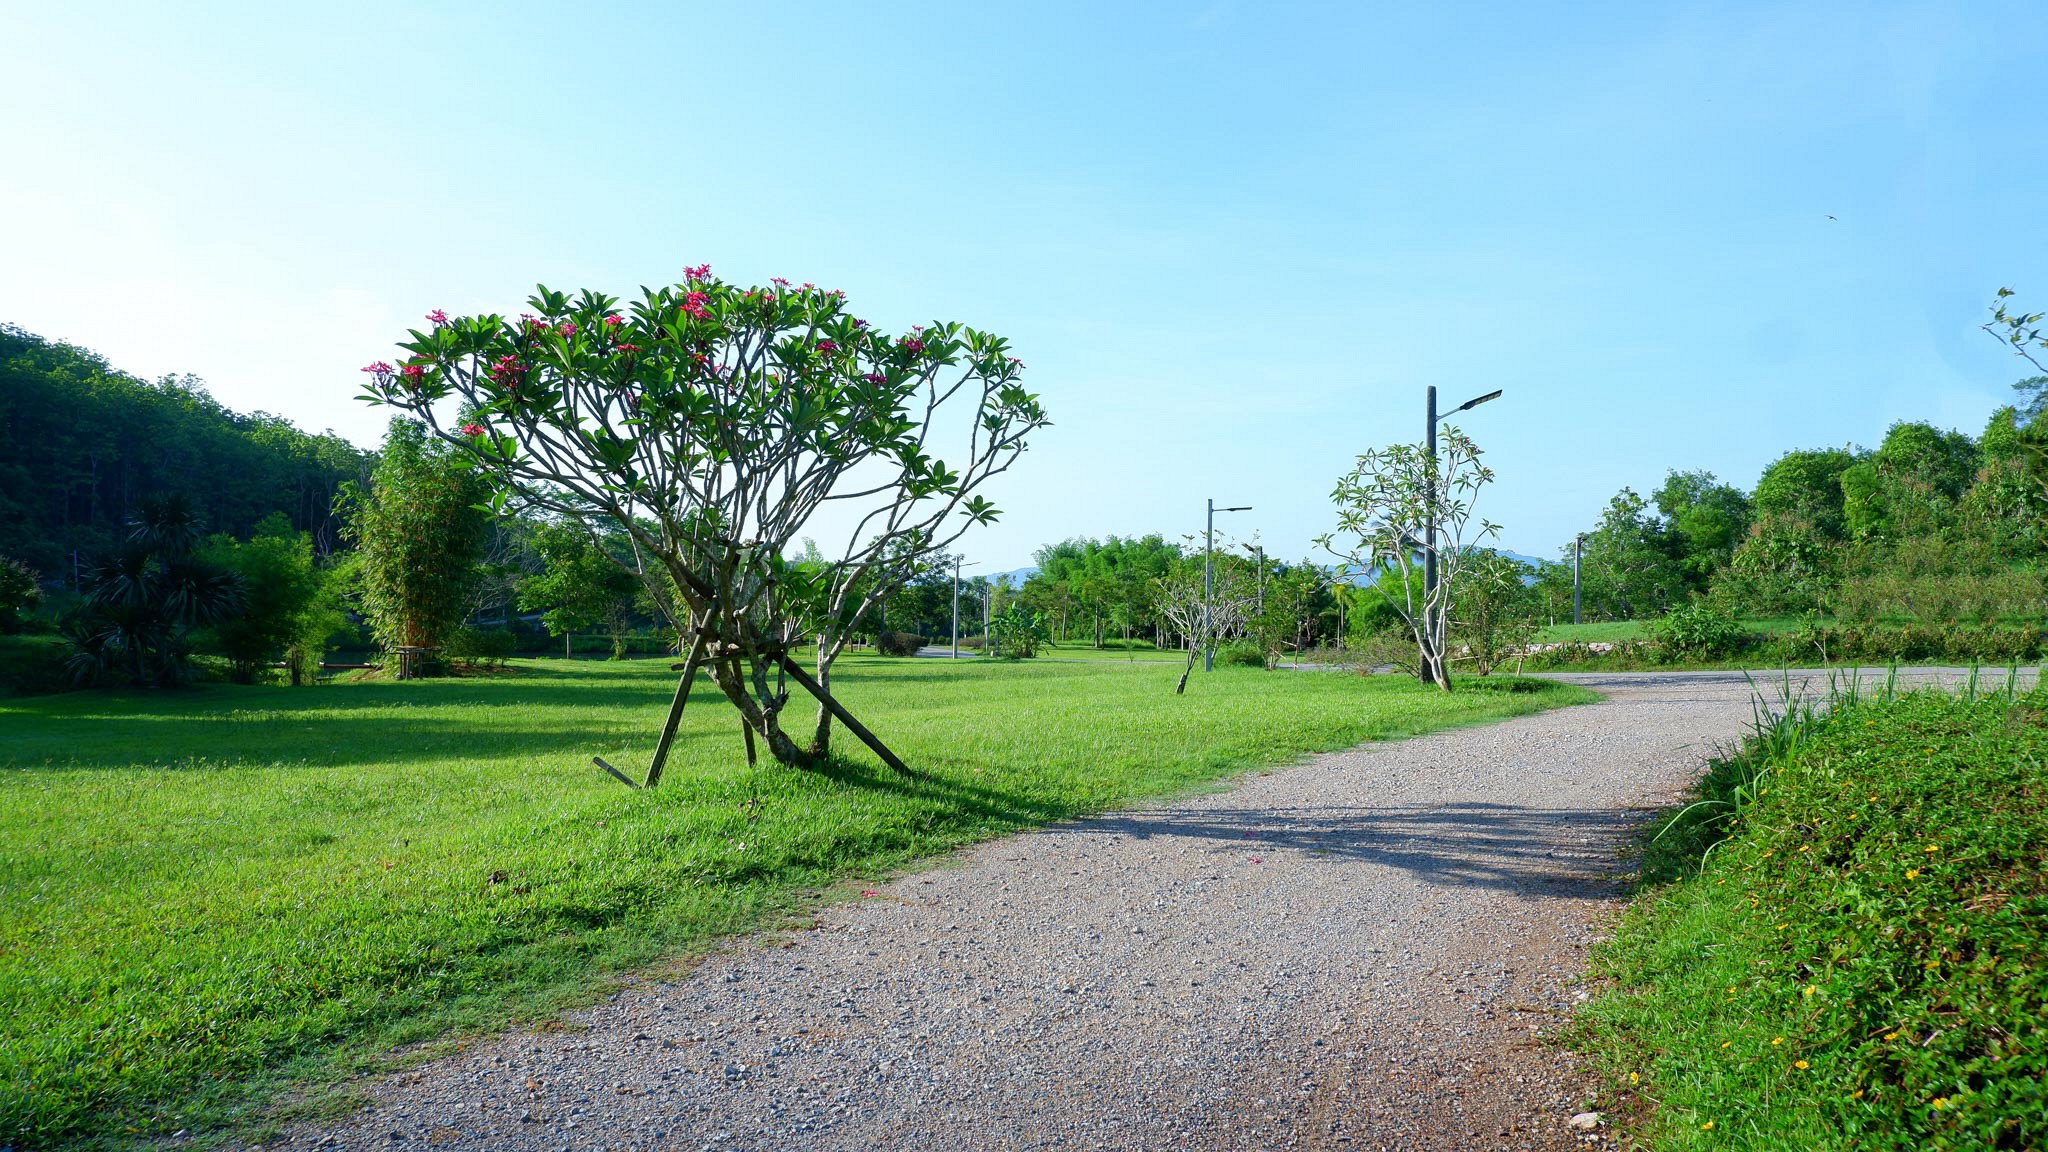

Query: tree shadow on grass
<box><xmin>1042</xmin><ymin>801</ymin><xmax>1647</xmax><ymax>897</ymax></box>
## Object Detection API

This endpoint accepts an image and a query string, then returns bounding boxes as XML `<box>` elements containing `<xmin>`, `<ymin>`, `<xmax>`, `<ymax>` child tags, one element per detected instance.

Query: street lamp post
<box><xmin>1572</xmin><ymin>533</ymin><xmax>1586</xmax><ymax>625</ymax></box>
<box><xmin>1204</xmin><ymin>498</ymin><xmax>1252</xmax><ymax>672</ymax></box>
<box><xmin>1421</xmin><ymin>386</ymin><xmax>1503</xmax><ymax>684</ymax></box>
<box><xmin>951</xmin><ymin>558</ymin><xmax>976</xmax><ymax>658</ymax></box>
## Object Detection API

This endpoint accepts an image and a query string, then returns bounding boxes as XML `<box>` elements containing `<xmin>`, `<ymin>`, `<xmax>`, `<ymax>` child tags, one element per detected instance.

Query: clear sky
<box><xmin>4</xmin><ymin>1</ymin><xmax>2043</xmax><ymax>570</ymax></box>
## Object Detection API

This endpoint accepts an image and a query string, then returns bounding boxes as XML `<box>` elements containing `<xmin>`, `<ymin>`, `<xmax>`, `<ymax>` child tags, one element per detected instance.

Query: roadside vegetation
<box><xmin>0</xmin><ymin>656</ymin><xmax>1591</xmax><ymax>1148</ymax></box>
<box><xmin>1576</xmin><ymin>677</ymin><xmax>2047</xmax><ymax>1149</ymax></box>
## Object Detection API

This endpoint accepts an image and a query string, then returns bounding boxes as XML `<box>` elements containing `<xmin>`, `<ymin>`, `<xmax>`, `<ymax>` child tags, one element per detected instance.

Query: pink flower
<box><xmin>683</xmin><ymin>263</ymin><xmax>711</xmax><ymax>279</ymax></box>
<box><xmin>801</xmin><ymin>282</ymin><xmax>815</xmax><ymax>290</ymax></box>
<box><xmin>615</xmin><ymin>342</ymin><xmax>640</xmax><ymax>353</ymax></box>
<box><xmin>489</xmin><ymin>354</ymin><xmax>526</xmax><ymax>386</ymax></box>
<box><xmin>771</xmin><ymin>277</ymin><xmax>791</xmax><ymax>288</ymax></box>
<box><xmin>860</xmin><ymin>890</ymin><xmax>880</xmax><ymax>898</ymax></box>
<box><xmin>557</xmin><ymin>321</ymin><xmax>576</xmax><ymax>337</ymax></box>
<box><xmin>604</xmin><ymin>313</ymin><xmax>624</xmax><ymax>327</ymax></box>
<box><xmin>681</xmin><ymin>290</ymin><xmax>711</xmax><ymax>321</ymax></box>
<box><xmin>862</xmin><ymin>372</ymin><xmax>887</xmax><ymax>384</ymax></box>
<box><xmin>1248</xmin><ymin>856</ymin><xmax>1263</xmax><ymax>864</ymax></box>
<box><xmin>459</xmin><ymin>422</ymin><xmax>487</xmax><ymax>437</ymax></box>
<box><xmin>912</xmin><ymin>324</ymin><xmax>926</xmax><ymax>333</ymax></box>
<box><xmin>425</xmin><ymin>309</ymin><xmax>449</xmax><ymax>326</ymax></box>
<box><xmin>399</xmin><ymin>363</ymin><xmax>426</xmax><ymax>380</ymax></box>
<box><xmin>360</xmin><ymin>361</ymin><xmax>394</xmax><ymax>375</ymax></box>
<box><xmin>851</xmin><ymin>318</ymin><xmax>869</xmax><ymax>329</ymax></box>
<box><xmin>815</xmin><ymin>339</ymin><xmax>838</xmax><ymax>353</ymax></box>
<box><xmin>901</xmin><ymin>337</ymin><xmax>925</xmax><ymax>354</ymax></box>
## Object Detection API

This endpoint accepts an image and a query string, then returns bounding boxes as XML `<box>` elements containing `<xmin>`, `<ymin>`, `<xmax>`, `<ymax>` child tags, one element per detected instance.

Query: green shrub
<box><xmin>0</xmin><ymin>558</ymin><xmax>40</xmax><ymax>635</ymax></box>
<box><xmin>447</xmin><ymin>627</ymin><xmax>517</xmax><ymax>669</ymax></box>
<box><xmin>874</xmin><ymin>631</ymin><xmax>926</xmax><ymax>657</ymax></box>
<box><xmin>1582</xmin><ymin>687</ymin><xmax>2048</xmax><ymax>1148</ymax></box>
<box><xmin>1648</xmin><ymin>601</ymin><xmax>1749</xmax><ymax>660</ymax></box>
<box><xmin>1217</xmin><ymin>642</ymin><xmax>1265</xmax><ymax>668</ymax></box>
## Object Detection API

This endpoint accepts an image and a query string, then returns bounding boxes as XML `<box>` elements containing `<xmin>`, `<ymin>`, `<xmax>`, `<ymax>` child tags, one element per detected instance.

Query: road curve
<box><xmin>245</xmin><ymin>669</ymin><xmax>1993</xmax><ymax>1152</ymax></box>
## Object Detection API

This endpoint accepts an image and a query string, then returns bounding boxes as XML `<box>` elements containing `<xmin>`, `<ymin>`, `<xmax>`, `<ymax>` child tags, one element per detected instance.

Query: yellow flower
<box><xmin>1906</xmin><ymin>869</ymin><xmax>1920</xmax><ymax>879</ymax></box>
<box><xmin>1701</xmin><ymin>1121</ymin><xmax>1716</xmax><ymax>1131</ymax></box>
<box><xmin>1721</xmin><ymin>1041</ymin><xmax>1732</xmax><ymax>1049</ymax></box>
<box><xmin>1803</xmin><ymin>985</ymin><xmax>1817</xmax><ymax>997</ymax></box>
<box><xmin>1799</xmin><ymin>844</ymin><xmax>1811</xmax><ymax>852</ymax></box>
<box><xmin>1925</xmin><ymin>844</ymin><xmax>1940</xmax><ymax>853</ymax></box>
<box><xmin>1884</xmin><ymin>1032</ymin><xmax>1900</xmax><ymax>1041</ymax></box>
<box><xmin>1772</xmin><ymin>1036</ymin><xmax>1785</xmax><ymax>1046</ymax></box>
<box><xmin>1924</xmin><ymin>960</ymin><xmax>1940</xmax><ymax>970</ymax></box>
<box><xmin>1777</xmin><ymin>923</ymin><xmax>1790</xmax><ymax>930</ymax></box>
<box><xmin>1851</xmin><ymin>1089</ymin><xmax>1865</xmax><ymax>1099</ymax></box>
<box><xmin>1629</xmin><ymin>1072</ymin><xmax>1639</xmax><ymax>1084</ymax></box>
<box><xmin>1795</xmin><ymin>1060</ymin><xmax>1810</xmax><ymax>1070</ymax></box>
<box><xmin>1932</xmin><ymin>1096</ymin><xmax>1950</xmax><ymax>1109</ymax></box>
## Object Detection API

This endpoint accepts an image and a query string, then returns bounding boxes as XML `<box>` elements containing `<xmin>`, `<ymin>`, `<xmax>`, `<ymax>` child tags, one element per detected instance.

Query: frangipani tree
<box><xmin>358</xmin><ymin>268</ymin><xmax>1047</xmax><ymax>776</ymax></box>
<box><xmin>1317</xmin><ymin>428</ymin><xmax>1497</xmax><ymax>690</ymax></box>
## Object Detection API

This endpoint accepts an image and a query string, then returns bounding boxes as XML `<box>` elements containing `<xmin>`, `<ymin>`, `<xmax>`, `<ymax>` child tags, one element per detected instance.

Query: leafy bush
<box><xmin>1216</xmin><ymin>642</ymin><xmax>1265</xmax><ymax>668</ymax></box>
<box><xmin>987</xmin><ymin>604</ymin><xmax>1050</xmax><ymax>659</ymax></box>
<box><xmin>1582</xmin><ymin>686</ymin><xmax>2048</xmax><ymax>1148</ymax></box>
<box><xmin>445</xmin><ymin>627</ymin><xmax>516</xmax><ymax>669</ymax></box>
<box><xmin>0</xmin><ymin>557</ymin><xmax>39</xmax><ymax>634</ymax></box>
<box><xmin>874</xmin><ymin>631</ymin><xmax>926</xmax><ymax>657</ymax></box>
<box><xmin>1649</xmin><ymin>601</ymin><xmax>1749</xmax><ymax>660</ymax></box>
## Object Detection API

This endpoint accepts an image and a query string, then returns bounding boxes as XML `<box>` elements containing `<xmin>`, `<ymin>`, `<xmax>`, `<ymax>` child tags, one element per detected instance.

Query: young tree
<box><xmin>357</xmin><ymin>272</ymin><xmax>1047</xmax><ymax>774</ymax></box>
<box><xmin>199</xmin><ymin>514</ymin><xmax>326</xmax><ymax>684</ymax></box>
<box><xmin>1317</xmin><ymin>428</ymin><xmax>1497</xmax><ymax>690</ymax></box>
<box><xmin>338</xmin><ymin>419</ymin><xmax>490</xmax><ymax>676</ymax></box>
<box><xmin>1448</xmin><ymin>549</ymin><xmax>1537</xmax><ymax>675</ymax></box>
<box><xmin>1156</xmin><ymin>548</ymin><xmax>1259</xmax><ymax>693</ymax></box>
<box><xmin>517</xmin><ymin>522</ymin><xmax>642</xmax><ymax>658</ymax></box>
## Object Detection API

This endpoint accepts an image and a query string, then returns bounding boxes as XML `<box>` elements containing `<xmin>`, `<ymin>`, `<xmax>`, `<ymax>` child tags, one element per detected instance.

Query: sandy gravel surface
<box><xmin>244</xmin><ymin>669</ymin><xmax>1968</xmax><ymax>1152</ymax></box>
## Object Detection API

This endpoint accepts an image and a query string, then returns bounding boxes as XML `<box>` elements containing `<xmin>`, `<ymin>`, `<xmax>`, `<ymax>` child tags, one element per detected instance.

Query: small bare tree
<box><xmin>1156</xmin><ymin>548</ymin><xmax>1258</xmax><ymax>694</ymax></box>
<box><xmin>359</xmin><ymin>271</ymin><xmax>1048</xmax><ymax>777</ymax></box>
<box><xmin>1317</xmin><ymin>428</ymin><xmax>1498</xmax><ymax>690</ymax></box>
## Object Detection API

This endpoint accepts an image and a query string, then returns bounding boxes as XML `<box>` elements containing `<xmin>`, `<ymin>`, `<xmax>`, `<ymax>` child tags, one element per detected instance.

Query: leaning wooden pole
<box><xmin>778</xmin><ymin>654</ymin><xmax>916</xmax><ymax>777</ymax></box>
<box><xmin>644</xmin><ymin>627</ymin><xmax>710</xmax><ymax>788</ymax></box>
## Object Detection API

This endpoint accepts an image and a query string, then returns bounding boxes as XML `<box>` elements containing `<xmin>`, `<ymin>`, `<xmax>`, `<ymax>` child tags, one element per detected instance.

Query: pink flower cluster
<box><xmin>900</xmin><ymin>337</ymin><xmax>925</xmax><ymax>354</ymax></box>
<box><xmin>815</xmin><ymin>339</ymin><xmax>838</xmax><ymax>354</ymax></box>
<box><xmin>683</xmin><ymin>263</ymin><xmax>712</xmax><ymax>280</ymax></box>
<box><xmin>851</xmin><ymin>318</ymin><xmax>869</xmax><ymax>329</ymax></box>
<box><xmin>459</xmin><ymin>422</ymin><xmax>487</xmax><ymax>437</ymax></box>
<box><xmin>426</xmin><ymin>309</ymin><xmax>449</xmax><ymax>326</ymax></box>
<box><xmin>557</xmin><ymin>321</ymin><xmax>576</xmax><ymax>337</ymax></box>
<box><xmin>681</xmin><ymin>291</ymin><xmax>710</xmax><ymax>321</ymax></box>
<box><xmin>489</xmin><ymin>354</ymin><xmax>526</xmax><ymax>386</ymax></box>
<box><xmin>862</xmin><ymin>372</ymin><xmax>887</xmax><ymax>384</ymax></box>
<box><xmin>360</xmin><ymin>361</ymin><xmax>394</xmax><ymax>375</ymax></box>
<box><xmin>604</xmin><ymin>313</ymin><xmax>624</xmax><ymax>327</ymax></box>
<box><xmin>400</xmin><ymin>363</ymin><xmax>426</xmax><ymax>381</ymax></box>
<box><xmin>771</xmin><ymin>277</ymin><xmax>791</xmax><ymax>288</ymax></box>
<box><xmin>616</xmin><ymin>342</ymin><xmax>640</xmax><ymax>354</ymax></box>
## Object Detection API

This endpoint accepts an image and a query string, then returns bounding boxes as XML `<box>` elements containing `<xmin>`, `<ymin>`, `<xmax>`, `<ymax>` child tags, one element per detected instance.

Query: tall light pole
<box><xmin>1422</xmin><ymin>386</ymin><xmax>1503</xmax><ymax>684</ymax></box>
<box><xmin>1572</xmin><ymin>533</ymin><xmax>1586</xmax><ymax>626</ymax></box>
<box><xmin>951</xmin><ymin>557</ymin><xmax>974</xmax><ymax>659</ymax></box>
<box><xmin>1204</xmin><ymin>498</ymin><xmax>1252</xmax><ymax>672</ymax></box>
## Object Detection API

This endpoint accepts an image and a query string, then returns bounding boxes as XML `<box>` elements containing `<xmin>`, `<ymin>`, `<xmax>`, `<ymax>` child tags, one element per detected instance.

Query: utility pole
<box><xmin>951</xmin><ymin>556</ymin><xmax>961</xmax><ymax>659</ymax></box>
<box><xmin>1573</xmin><ymin>533</ymin><xmax>1585</xmax><ymax>626</ymax></box>
<box><xmin>1203</xmin><ymin>499</ymin><xmax>1251</xmax><ymax>672</ymax></box>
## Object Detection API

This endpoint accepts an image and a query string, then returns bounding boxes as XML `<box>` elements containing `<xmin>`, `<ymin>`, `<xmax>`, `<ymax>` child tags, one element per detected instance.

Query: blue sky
<box><xmin>3</xmin><ymin>1</ymin><xmax>2043</xmax><ymax>569</ymax></box>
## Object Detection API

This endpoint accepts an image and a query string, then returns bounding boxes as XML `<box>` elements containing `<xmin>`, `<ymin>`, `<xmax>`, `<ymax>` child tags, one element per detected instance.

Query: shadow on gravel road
<box><xmin>1059</xmin><ymin>802</ymin><xmax>1643</xmax><ymax>896</ymax></box>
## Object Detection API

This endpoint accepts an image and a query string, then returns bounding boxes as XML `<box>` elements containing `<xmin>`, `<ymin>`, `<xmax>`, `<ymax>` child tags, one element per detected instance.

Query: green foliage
<box><xmin>986</xmin><ymin>603</ymin><xmax>1050</xmax><ymax>658</ymax></box>
<box><xmin>1449</xmin><ymin>549</ymin><xmax>1538</xmax><ymax>675</ymax></box>
<box><xmin>0</xmin><ymin>323</ymin><xmax>372</xmax><ymax>576</ymax></box>
<box><xmin>1753</xmin><ymin>448</ymin><xmax>1858</xmax><ymax>539</ymax></box>
<box><xmin>444</xmin><ymin>626</ymin><xmax>517</xmax><ymax>669</ymax></box>
<box><xmin>197</xmin><ymin>515</ymin><xmax>330</xmax><ymax>684</ymax></box>
<box><xmin>516</xmin><ymin>523</ymin><xmax>641</xmax><ymax>658</ymax></box>
<box><xmin>1649</xmin><ymin>601</ymin><xmax>1747</xmax><ymax>660</ymax></box>
<box><xmin>1215</xmin><ymin>641</ymin><xmax>1265</xmax><ymax>667</ymax></box>
<box><xmin>338</xmin><ymin>420</ymin><xmax>489</xmax><ymax>663</ymax></box>
<box><xmin>873</xmin><ymin>630</ymin><xmax>927</xmax><ymax>657</ymax></box>
<box><xmin>0</xmin><ymin>557</ymin><xmax>38</xmax><ymax>634</ymax></box>
<box><xmin>1024</xmin><ymin>535</ymin><xmax>1182</xmax><ymax>646</ymax></box>
<box><xmin>1655</xmin><ymin>470</ymin><xmax>1752</xmax><ymax>580</ymax></box>
<box><xmin>1580</xmin><ymin>686</ymin><xmax>2048</xmax><ymax>1149</ymax></box>
<box><xmin>0</xmin><ymin>658</ymin><xmax>1593</xmax><ymax>1146</ymax></box>
<box><xmin>63</xmin><ymin>496</ymin><xmax>244</xmax><ymax>688</ymax></box>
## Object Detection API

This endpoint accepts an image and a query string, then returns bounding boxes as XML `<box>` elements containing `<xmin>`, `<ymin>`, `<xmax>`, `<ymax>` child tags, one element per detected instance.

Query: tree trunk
<box><xmin>808</xmin><ymin>641</ymin><xmax>834</xmax><ymax>758</ymax></box>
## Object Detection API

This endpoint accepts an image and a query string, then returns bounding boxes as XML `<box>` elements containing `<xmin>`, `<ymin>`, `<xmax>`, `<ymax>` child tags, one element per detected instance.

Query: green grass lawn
<box><xmin>1534</xmin><ymin>617</ymin><xmax>1822</xmax><ymax>645</ymax></box>
<box><xmin>1576</xmin><ymin>686</ymin><xmax>2047</xmax><ymax>1149</ymax></box>
<box><xmin>0</xmin><ymin>655</ymin><xmax>1592</xmax><ymax>1148</ymax></box>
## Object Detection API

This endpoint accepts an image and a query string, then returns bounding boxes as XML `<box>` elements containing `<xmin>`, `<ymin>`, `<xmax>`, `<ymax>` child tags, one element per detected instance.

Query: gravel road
<box><xmin>244</xmin><ymin>669</ymin><xmax>1982</xmax><ymax>1152</ymax></box>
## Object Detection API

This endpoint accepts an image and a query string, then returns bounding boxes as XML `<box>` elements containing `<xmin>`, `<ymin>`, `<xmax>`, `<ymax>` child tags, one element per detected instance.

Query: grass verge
<box><xmin>1574</xmin><ymin>677</ymin><xmax>2048</xmax><ymax>1149</ymax></box>
<box><xmin>0</xmin><ymin>656</ymin><xmax>1590</xmax><ymax>1149</ymax></box>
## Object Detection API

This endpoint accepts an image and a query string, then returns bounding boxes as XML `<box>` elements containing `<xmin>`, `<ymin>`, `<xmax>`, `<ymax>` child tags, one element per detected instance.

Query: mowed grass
<box><xmin>0</xmin><ymin>656</ymin><xmax>1592</xmax><ymax>1148</ymax></box>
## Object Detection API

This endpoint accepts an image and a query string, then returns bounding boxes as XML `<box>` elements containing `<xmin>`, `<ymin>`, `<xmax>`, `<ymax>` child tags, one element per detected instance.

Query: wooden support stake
<box><xmin>592</xmin><ymin>755</ymin><xmax>640</xmax><ymax>790</ymax></box>
<box><xmin>778</xmin><ymin>654</ymin><xmax>916</xmax><ymax>777</ymax></box>
<box><xmin>742</xmin><ymin>718</ymin><xmax>758</xmax><ymax>767</ymax></box>
<box><xmin>645</xmin><ymin>628</ymin><xmax>711</xmax><ymax>788</ymax></box>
